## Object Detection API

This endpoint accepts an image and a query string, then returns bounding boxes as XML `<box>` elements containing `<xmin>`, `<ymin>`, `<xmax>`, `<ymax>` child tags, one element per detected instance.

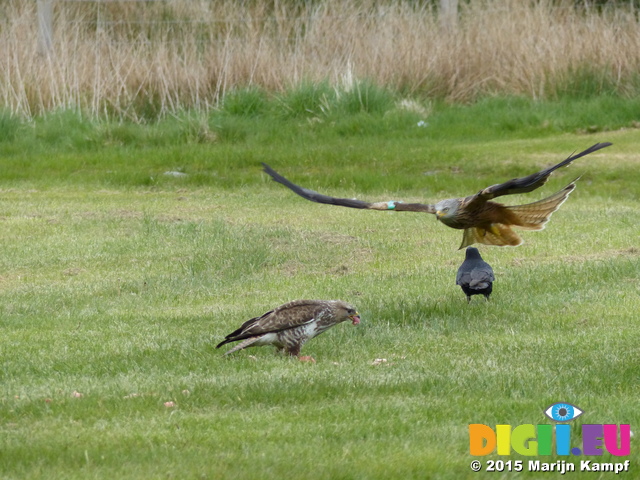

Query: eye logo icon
<box><xmin>544</xmin><ymin>402</ymin><xmax>583</xmax><ymax>422</ymax></box>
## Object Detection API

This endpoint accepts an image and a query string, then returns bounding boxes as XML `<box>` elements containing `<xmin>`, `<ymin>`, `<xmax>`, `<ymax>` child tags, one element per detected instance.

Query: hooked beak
<box><xmin>349</xmin><ymin>313</ymin><xmax>361</xmax><ymax>325</ymax></box>
<box><xmin>435</xmin><ymin>211</ymin><xmax>444</xmax><ymax>221</ymax></box>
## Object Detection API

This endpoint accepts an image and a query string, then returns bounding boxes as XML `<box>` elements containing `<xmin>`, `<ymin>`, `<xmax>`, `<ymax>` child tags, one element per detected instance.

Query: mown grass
<box><xmin>1</xmin><ymin>99</ymin><xmax>639</xmax><ymax>479</ymax></box>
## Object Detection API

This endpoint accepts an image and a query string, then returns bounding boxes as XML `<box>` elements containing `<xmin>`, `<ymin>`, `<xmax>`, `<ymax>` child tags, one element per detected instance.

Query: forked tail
<box><xmin>507</xmin><ymin>180</ymin><xmax>577</xmax><ymax>230</ymax></box>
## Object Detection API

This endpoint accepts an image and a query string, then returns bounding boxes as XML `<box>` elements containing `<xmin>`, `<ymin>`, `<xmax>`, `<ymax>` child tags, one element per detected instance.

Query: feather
<box><xmin>263</xmin><ymin>143</ymin><xmax>611</xmax><ymax>248</ymax></box>
<box><xmin>217</xmin><ymin>300</ymin><xmax>360</xmax><ymax>357</ymax></box>
<box><xmin>507</xmin><ymin>180</ymin><xmax>576</xmax><ymax>230</ymax></box>
<box><xmin>456</xmin><ymin>247</ymin><xmax>495</xmax><ymax>302</ymax></box>
<box><xmin>223</xmin><ymin>337</ymin><xmax>262</xmax><ymax>356</ymax></box>
<box><xmin>477</xmin><ymin>143</ymin><xmax>610</xmax><ymax>200</ymax></box>
<box><xmin>460</xmin><ymin>224</ymin><xmax>523</xmax><ymax>248</ymax></box>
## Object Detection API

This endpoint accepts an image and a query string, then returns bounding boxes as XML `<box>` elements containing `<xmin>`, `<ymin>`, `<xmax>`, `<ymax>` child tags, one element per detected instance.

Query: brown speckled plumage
<box><xmin>217</xmin><ymin>300</ymin><xmax>360</xmax><ymax>357</ymax></box>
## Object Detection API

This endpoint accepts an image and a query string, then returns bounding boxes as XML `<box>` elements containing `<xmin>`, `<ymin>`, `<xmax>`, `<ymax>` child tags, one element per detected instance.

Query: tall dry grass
<box><xmin>1</xmin><ymin>0</ymin><xmax>639</xmax><ymax>120</ymax></box>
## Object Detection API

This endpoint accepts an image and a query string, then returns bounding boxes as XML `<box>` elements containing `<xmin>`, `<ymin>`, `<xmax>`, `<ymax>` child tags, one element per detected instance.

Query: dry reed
<box><xmin>1</xmin><ymin>0</ymin><xmax>639</xmax><ymax>120</ymax></box>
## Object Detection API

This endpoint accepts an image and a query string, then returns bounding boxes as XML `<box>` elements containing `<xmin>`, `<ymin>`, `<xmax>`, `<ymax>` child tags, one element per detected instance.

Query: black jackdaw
<box><xmin>456</xmin><ymin>247</ymin><xmax>495</xmax><ymax>302</ymax></box>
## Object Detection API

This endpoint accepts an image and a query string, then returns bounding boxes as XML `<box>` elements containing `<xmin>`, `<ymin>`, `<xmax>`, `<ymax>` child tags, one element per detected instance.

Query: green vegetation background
<box><xmin>1</xmin><ymin>90</ymin><xmax>639</xmax><ymax>479</ymax></box>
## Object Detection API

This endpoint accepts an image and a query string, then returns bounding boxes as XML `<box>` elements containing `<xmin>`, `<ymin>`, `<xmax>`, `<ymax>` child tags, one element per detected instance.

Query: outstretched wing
<box><xmin>474</xmin><ymin>142</ymin><xmax>611</xmax><ymax>201</ymax></box>
<box><xmin>262</xmin><ymin>163</ymin><xmax>436</xmax><ymax>214</ymax></box>
<box><xmin>216</xmin><ymin>300</ymin><xmax>324</xmax><ymax>348</ymax></box>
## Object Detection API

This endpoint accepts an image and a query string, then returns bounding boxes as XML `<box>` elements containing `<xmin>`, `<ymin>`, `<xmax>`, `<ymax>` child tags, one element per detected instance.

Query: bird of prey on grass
<box><xmin>262</xmin><ymin>142</ymin><xmax>611</xmax><ymax>248</ymax></box>
<box><xmin>456</xmin><ymin>247</ymin><xmax>495</xmax><ymax>303</ymax></box>
<box><xmin>216</xmin><ymin>299</ymin><xmax>360</xmax><ymax>361</ymax></box>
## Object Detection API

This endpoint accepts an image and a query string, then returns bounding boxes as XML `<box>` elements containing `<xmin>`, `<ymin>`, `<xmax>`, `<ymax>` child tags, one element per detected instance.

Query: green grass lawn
<box><xmin>1</xmin><ymin>101</ymin><xmax>639</xmax><ymax>479</ymax></box>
